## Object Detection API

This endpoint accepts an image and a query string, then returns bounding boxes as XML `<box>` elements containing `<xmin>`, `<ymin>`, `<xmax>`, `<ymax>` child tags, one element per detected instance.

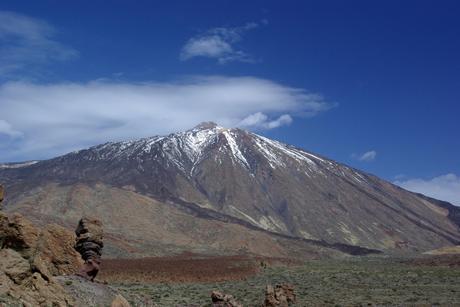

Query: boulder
<box><xmin>39</xmin><ymin>223</ymin><xmax>85</xmax><ymax>276</ymax></box>
<box><xmin>0</xmin><ymin>212</ymin><xmax>82</xmax><ymax>276</ymax></box>
<box><xmin>211</xmin><ymin>290</ymin><xmax>243</xmax><ymax>307</ymax></box>
<box><xmin>0</xmin><ymin>213</ymin><xmax>77</xmax><ymax>306</ymax></box>
<box><xmin>0</xmin><ymin>212</ymin><xmax>39</xmax><ymax>258</ymax></box>
<box><xmin>111</xmin><ymin>294</ymin><xmax>131</xmax><ymax>307</ymax></box>
<box><xmin>263</xmin><ymin>284</ymin><xmax>296</xmax><ymax>307</ymax></box>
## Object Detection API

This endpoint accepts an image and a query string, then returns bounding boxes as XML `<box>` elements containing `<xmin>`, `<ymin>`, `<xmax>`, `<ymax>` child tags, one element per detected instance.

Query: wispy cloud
<box><xmin>394</xmin><ymin>174</ymin><xmax>406</xmax><ymax>180</ymax></box>
<box><xmin>395</xmin><ymin>173</ymin><xmax>460</xmax><ymax>206</ymax></box>
<box><xmin>0</xmin><ymin>76</ymin><xmax>333</xmax><ymax>161</ymax></box>
<box><xmin>0</xmin><ymin>120</ymin><xmax>23</xmax><ymax>138</ymax></box>
<box><xmin>0</xmin><ymin>11</ymin><xmax>78</xmax><ymax>78</ymax></box>
<box><xmin>180</xmin><ymin>21</ymin><xmax>266</xmax><ymax>64</ymax></box>
<box><xmin>352</xmin><ymin>150</ymin><xmax>377</xmax><ymax>162</ymax></box>
<box><xmin>238</xmin><ymin>112</ymin><xmax>293</xmax><ymax>130</ymax></box>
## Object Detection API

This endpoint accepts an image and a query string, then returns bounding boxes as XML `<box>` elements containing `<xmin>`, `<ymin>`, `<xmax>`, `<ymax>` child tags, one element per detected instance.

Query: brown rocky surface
<box><xmin>55</xmin><ymin>275</ymin><xmax>137</xmax><ymax>307</ymax></box>
<box><xmin>263</xmin><ymin>284</ymin><xmax>296</xmax><ymax>307</ymax></box>
<box><xmin>0</xmin><ymin>212</ymin><xmax>82</xmax><ymax>276</ymax></box>
<box><xmin>0</xmin><ymin>212</ymin><xmax>77</xmax><ymax>306</ymax></box>
<box><xmin>0</xmin><ymin>186</ymin><xmax>135</xmax><ymax>306</ymax></box>
<box><xmin>0</xmin><ymin>210</ymin><xmax>132</xmax><ymax>306</ymax></box>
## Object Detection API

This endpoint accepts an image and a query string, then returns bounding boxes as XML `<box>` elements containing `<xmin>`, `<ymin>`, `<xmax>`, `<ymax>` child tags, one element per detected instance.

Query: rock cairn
<box><xmin>263</xmin><ymin>284</ymin><xmax>296</xmax><ymax>307</ymax></box>
<box><xmin>75</xmin><ymin>217</ymin><xmax>104</xmax><ymax>281</ymax></box>
<box><xmin>211</xmin><ymin>290</ymin><xmax>243</xmax><ymax>307</ymax></box>
<box><xmin>0</xmin><ymin>184</ymin><xmax>4</xmax><ymax>207</ymax></box>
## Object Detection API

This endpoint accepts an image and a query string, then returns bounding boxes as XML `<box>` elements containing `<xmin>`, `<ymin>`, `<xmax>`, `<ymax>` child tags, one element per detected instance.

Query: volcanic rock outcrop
<box><xmin>75</xmin><ymin>217</ymin><xmax>104</xmax><ymax>281</ymax></box>
<box><xmin>0</xmin><ymin>211</ymin><xmax>81</xmax><ymax>305</ymax></box>
<box><xmin>1</xmin><ymin>213</ymin><xmax>83</xmax><ymax>275</ymax></box>
<box><xmin>0</xmin><ymin>186</ymin><xmax>133</xmax><ymax>306</ymax></box>
<box><xmin>263</xmin><ymin>284</ymin><xmax>296</xmax><ymax>307</ymax></box>
<box><xmin>211</xmin><ymin>290</ymin><xmax>243</xmax><ymax>307</ymax></box>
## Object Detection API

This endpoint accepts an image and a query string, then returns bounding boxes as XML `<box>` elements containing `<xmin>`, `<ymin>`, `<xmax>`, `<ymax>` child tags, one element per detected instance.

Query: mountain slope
<box><xmin>7</xmin><ymin>182</ymin><xmax>354</xmax><ymax>258</ymax></box>
<box><xmin>1</xmin><ymin>122</ymin><xmax>459</xmax><ymax>254</ymax></box>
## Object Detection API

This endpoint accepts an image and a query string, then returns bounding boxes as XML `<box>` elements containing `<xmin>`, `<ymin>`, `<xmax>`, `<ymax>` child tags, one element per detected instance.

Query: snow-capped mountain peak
<box><xmin>56</xmin><ymin>122</ymin><xmax>368</xmax><ymax>185</ymax></box>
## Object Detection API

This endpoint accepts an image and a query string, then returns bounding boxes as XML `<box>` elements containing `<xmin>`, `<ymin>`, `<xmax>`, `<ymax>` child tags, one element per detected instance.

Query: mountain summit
<box><xmin>1</xmin><ymin>123</ymin><xmax>459</xmax><ymax>257</ymax></box>
<box><xmin>193</xmin><ymin>121</ymin><xmax>220</xmax><ymax>130</ymax></box>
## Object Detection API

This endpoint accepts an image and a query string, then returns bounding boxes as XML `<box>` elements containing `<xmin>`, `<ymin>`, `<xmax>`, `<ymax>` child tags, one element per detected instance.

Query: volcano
<box><xmin>1</xmin><ymin>122</ymin><xmax>459</xmax><ymax>257</ymax></box>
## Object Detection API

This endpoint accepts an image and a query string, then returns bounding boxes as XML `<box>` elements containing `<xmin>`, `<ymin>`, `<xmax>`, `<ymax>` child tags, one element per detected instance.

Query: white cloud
<box><xmin>180</xmin><ymin>22</ymin><xmax>262</xmax><ymax>64</ymax></box>
<box><xmin>0</xmin><ymin>76</ymin><xmax>332</xmax><ymax>161</ymax></box>
<box><xmin>238</xmin><ymin>112</ymin><xmax>293</xmax><ymax>130</ymax></box>
<box><xmin>0</xmin><ymin>120</ymin><xmax>23</xmax><ymax>138</ymax></box>
<box><xmin>0</xmin><ymin>11</ymin><xmax>77</xmax><ymax>77</ymax></box>
<box><xmin>352</xmin><ymin>150</ymin><xmax>377</xmax><ymax>162</ymax></box>
<box><xmin>395</xmin><ymin>174</ymin><xmax>460</xmax><ymax>206</ymax></box>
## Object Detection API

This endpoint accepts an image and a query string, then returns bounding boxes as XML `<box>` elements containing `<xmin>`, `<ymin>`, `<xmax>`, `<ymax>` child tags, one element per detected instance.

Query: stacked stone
<box><xmin>0</xmin><ymin>184</ymin><xmax>4</xmax><ymax>206</ymax></box>
<box><xmin>75</xmin><ymin>217</ymin><xmax>103</xmax><ymax>281</ymax></box>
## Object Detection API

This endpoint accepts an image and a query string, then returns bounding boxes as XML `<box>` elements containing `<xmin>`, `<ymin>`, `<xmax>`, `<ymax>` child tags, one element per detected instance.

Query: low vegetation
<box><xmin>109</xmin><ymin>256</ymin><xmax>460</xmax><ymax>306</ymax></box>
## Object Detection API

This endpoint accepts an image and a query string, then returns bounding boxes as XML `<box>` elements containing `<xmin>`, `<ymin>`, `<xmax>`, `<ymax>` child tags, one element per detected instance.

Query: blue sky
<box><xmin>0</xmin><ymin>1</ymin><xmax>459</xmax><ymax>204</ymax></box>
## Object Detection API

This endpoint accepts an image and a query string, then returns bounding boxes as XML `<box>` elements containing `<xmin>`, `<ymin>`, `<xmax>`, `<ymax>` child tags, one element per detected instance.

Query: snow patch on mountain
<box><xmin>178</xmin><ymin>127</ymin><xmax>221</xmax><ymax>162</ymax></box>
<box><xmin>222</xmin><ymin>130</ymin><xmax>250</xmax><ymax>169</ymax></box>
<box><xmin>0</xmin><ymin>161</ymin><xmax>38</xmax><ymax>169</ymax></box>
<box><xmin>253</xmin><ymin>134</ymin><xmax>321</xmax><ymax>169</ymax></box>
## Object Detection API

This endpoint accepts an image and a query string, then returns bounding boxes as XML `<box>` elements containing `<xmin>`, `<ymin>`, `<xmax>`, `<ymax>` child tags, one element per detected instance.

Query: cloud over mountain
<box><xmin>0</xmin><ymin>76</ymin><xmax>332</xmax><ymax>161</ymax></box>
<box><xmin>352</xmin><ymin>150</ymin><xmax>377</xmax><ymax>162</ymax></box>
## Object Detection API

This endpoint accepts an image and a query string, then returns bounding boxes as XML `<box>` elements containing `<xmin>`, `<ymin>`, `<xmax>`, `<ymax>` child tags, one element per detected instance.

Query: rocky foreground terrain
<box><xmin>0</xmin><ymin>198</ymin><xmax>135</xmax><ymax>306</ymax></box>
<box><xmin>1</xmin><ymin>185</ymin><xmax>460</xmax><ymax>306</ymax></box>
<box><xmin>0</xmin><ymin>188</ymin><xmax>136</xmax><ymax>306</ymax></box>
<box><xmin>0</xmin><ymin>201</ymin><xmax>299</xmax><ymax>306</ymax></box>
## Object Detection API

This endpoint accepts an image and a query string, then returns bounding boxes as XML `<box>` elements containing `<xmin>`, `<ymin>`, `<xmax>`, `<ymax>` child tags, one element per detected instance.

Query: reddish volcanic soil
<box><xmin>99</xmin><ymin>254</ymin><xmax>299</xmax><ymax>283</ymax></box>
<box><xmin>405</xmin><ymin>254</ymin><xmax>460</xmax><ymax>267</ymax></box>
